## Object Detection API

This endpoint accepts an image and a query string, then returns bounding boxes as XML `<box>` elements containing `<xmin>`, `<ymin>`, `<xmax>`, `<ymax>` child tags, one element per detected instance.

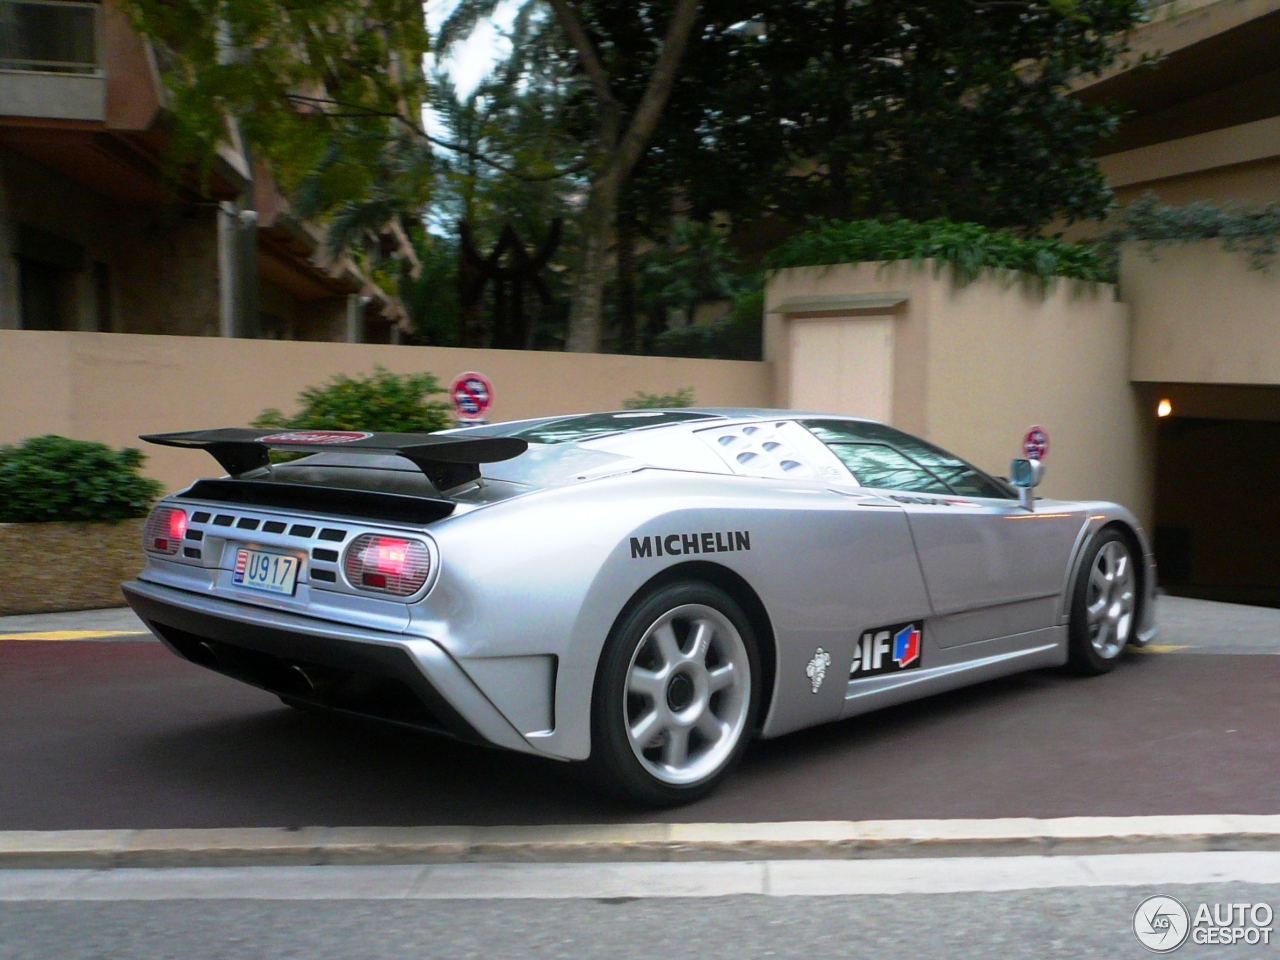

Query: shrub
<box><xmin>620</xmin><ymin>387</ymin><xmax>696</xmax><ymax>409</ymax></box>
<box><xmin>254</xmin><ymin>365</ymin><xmax>452</xmax><ymax>433</ymax></box>
<box><xmin>1111</xmin><ymin>192</ymin><xmax>1280</xmax><ymax>269</ymax></box>
<box><xmin>766</xmin><ymin>218</ymin><xmax>1115</xmax><ymax>286</ymax></box>
<box><xmin>0</xmin><ymin>436</ymin><xmax>163</xmax><ymax>523</ymax></box>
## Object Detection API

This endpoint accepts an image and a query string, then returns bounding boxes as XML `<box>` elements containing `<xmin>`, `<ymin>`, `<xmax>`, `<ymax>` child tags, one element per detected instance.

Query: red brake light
<box><xmin>344</xmin><ymin>534</ymin><xmax>430</xmax><ymax>596</ymax></box>
<box><xmin>143</xmin><ymin>507</ymin><xmax>187</xmax><ymax>556</ymax></box>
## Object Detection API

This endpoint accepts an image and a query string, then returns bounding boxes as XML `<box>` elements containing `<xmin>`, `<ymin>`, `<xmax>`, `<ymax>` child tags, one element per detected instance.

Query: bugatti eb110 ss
<box><xmin>122</xmin><ymin>411</ymin><xmax>1156</xmax><ymax>805</ymax></box>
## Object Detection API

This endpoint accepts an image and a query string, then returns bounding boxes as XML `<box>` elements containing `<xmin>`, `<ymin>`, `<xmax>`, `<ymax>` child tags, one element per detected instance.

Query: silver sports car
<box><xmin>123</xmin><ymin>410</ymin><xmax>1156</xmax><ymax>805</ymax></box>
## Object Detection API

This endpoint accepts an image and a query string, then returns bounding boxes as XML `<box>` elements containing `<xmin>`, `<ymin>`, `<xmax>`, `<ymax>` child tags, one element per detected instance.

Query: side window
<box><xmin>827</xmin><ymin>443</ymin><xmax>952</xmax><ymax>494</ymax></box>
<box><xmin>802</xmin><ymin>420</ymin><xmax>1014</xmax><ymax>499</ymax></box>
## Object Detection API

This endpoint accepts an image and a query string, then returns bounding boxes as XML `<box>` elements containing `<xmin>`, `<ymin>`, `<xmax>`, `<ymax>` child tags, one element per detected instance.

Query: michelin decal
<box><xmin>629</xmin><ymin>531</ymin><xmax>751</xmax><ymax>558</ymax></box>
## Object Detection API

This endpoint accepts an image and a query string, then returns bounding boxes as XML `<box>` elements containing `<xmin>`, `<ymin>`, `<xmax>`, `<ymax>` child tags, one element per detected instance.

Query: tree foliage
<box><xmin>119</xmin><ymin>0</ymin><xmax>433</xmax><ymax>233</ymax></box>
<box><xmin>0</xmin><ymin>437</ymin><xmax>163</xmax><ymax>524</ymax></box>
<box><xmin>638</xmin><ymin>221</ymin><xmax>743</xmax><ymax>326</ymax></box>
<box><xmin>437</xmin><ymin>0</ymin><xmax>704</xmax><ymax>352</ymax></box>
<box><xmin>661</xmin><ymin>0</ymin><xmax>1144</xmax><ymax>231</ymax></box>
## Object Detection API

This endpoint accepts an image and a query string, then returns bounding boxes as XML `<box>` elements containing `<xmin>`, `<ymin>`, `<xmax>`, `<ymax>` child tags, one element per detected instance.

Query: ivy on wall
<box><xmin>1110</xmin><ymin>193</ymin><xmax>1280</xmax><ymax>270</ymax></box>
<box><xmin>764</xmin><ymin>196</ymin><xmax>1280</xmax><ymax>292</ymax></box>
<box><xmin>765</xmin><ymin>218</ymin><xmax>1115</xmax><ymax>287</ymax></box>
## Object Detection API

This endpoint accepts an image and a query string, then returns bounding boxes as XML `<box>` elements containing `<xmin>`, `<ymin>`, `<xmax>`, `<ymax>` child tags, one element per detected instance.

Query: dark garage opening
<box><xmin>1154</xmin><ymin>415</ymin><xmax>1280</xmax><ymax>607</ymax></box>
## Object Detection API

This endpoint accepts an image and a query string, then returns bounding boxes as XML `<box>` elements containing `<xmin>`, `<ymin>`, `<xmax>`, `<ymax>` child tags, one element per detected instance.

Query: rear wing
<box><xmin>141</xmin><ymin>428</ymin><xmax>528</xmax><ymax>491</ymax></box>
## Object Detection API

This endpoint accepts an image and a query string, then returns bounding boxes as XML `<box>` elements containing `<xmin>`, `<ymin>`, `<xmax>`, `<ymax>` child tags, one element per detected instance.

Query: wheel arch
<box><xmin>1067</xmin><ymin>519</ymin><xmax>1149</xmax><ymax>624</ymax></box>
<box><xmin>602</xmin><ymin>560</ymin><xmax>778</xmax><ymax>735</ymax></box>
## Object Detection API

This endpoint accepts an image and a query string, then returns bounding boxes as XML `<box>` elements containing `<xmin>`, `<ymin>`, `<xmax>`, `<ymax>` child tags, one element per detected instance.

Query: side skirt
<box><xmin>839</xmin><ymin>627</ymin><xmax>1067</xmax><ymax>720</ymax></box>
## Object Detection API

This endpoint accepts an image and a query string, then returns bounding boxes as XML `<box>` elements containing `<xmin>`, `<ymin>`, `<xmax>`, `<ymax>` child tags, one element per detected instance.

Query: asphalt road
<box><xmin>2</xmin><ymin>636</ymin><xmax>1278</xmax><ymax>829</ymax></box>
<box><xmin>2</xmin><ymin>862</ymin><xmax>1278</xmax><ymax>960</ymax></box>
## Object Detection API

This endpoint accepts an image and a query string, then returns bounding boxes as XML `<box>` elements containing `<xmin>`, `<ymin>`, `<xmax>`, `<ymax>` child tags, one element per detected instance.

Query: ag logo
<box><xmin>1134</xmin><ymin>895</ymin><xmax>1190</xmax><ymax>952</ymax></box>
<box><xmin>259</xmin><ymin>430</ymin><xmax>372</xmax><ymax>445</ymax></box>
<box><xmin>805</xmin><ymin>648</ymin><xmax>831</xmax><ymax>694</ymax></box>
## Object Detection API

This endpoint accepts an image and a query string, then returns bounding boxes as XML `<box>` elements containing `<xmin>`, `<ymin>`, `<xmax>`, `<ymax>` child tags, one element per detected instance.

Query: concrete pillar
<box><xmin>0</xmin><ymin>154</ymin><xmax>20</xmax><ymax>329</ymax></box>
<box><xmin>345</xmin><ymin>294</ymin><xmax>367</xmax><ymax>343</ymax></box>
<box><xmin>217</xmin><ymin>201</ymin><xmax>259</xmax><ymax>338</ymax></box>
<box><xmin>217</xmin><ymin>202</ymin><xmax>239</xmax><ymax>337</ymax></box>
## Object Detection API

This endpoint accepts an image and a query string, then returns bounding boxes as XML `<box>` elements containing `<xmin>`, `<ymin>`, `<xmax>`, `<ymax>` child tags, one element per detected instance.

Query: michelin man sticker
<box><xmin>806</xmin><ymin>648</ymin><xmax>832</xmax><ymax>694</ymax></box>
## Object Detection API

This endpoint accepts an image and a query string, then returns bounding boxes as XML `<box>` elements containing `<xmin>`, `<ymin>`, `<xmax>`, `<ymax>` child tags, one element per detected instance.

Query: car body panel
<box><xmin>124</xmin><ymin>409</ymin><xmax>1158</xmax><ymax>769</ymax></box>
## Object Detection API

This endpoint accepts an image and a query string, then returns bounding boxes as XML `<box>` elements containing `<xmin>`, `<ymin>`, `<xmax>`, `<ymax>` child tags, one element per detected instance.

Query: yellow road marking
<box><xmin>0</xmin><ymin>630</ymin><xmax>144</xmax><ymax>642</ymax></box>
<box><xmin>1133</xmin><ymin>644</ymin><xmax>1190</xmax><ymax>654</ymax></box>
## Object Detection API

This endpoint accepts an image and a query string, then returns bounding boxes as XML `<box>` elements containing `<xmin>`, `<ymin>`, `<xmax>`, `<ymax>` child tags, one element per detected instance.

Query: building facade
<box><xmin>1075</xmin><ymin>0</ymin><xmax>1280</xmax><ymax>606</ymax></box>
<box><xmin>0</xmin><ymin>0</ymin><xmax>406</xmax><ymax>341</ymax></box>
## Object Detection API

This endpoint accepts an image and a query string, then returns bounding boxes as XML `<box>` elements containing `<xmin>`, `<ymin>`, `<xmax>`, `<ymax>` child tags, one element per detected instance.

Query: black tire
<box><xmin>589</xmin><ymin>581</ymin><xmax>761</xmax><ymax>806</ymax></box>
<box><xmin>1067</xmin><ymin>528</ymin><xmax>1139</xmax><ymax>675</ymax></box>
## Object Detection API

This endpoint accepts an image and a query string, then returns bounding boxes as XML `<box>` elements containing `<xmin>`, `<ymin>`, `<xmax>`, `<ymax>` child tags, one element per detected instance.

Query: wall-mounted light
<box><xmin>1157</xmin><ymin>399</ymin><xmax>1173</xmax><ymax>418</ymax></box>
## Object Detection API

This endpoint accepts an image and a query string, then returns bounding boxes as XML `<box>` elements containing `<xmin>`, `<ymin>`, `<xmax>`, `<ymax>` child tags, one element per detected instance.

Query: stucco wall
<box><xmin>1125</xmin><ymin>241</ymin><xmax>1280</xmax><ymax>385</ymax></box>
<box><xmin>0</xmin><ymin>331</ymin><xmax>774</xmax><ymax>491</ymax></box>
<box><xmin>766</xmin><ymin>261</ymin><xmax>1153</xmax><ymax>525</ymax></box>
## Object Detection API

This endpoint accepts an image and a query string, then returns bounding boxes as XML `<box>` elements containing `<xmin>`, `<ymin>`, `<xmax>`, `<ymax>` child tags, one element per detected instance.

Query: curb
<box><xmin>4</xmin><ymin>816</ymin><xmax>1280</xmax><ymax>869</ymax></box>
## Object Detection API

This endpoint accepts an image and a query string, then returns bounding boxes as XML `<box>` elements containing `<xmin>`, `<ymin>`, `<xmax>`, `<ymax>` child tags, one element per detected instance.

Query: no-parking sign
<box><xmin>1022</xmin><ymin>425</ymin><xmax>1050</xmax><ymax>461</ymax></box>
<box><xmin>450</xmin><ymin>371</ymin><xmax>493</xmax><ymax>421</ymax></box>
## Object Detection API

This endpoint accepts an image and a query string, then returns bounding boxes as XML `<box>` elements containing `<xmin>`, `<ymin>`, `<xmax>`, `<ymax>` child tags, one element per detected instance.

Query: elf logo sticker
<box><xmin>893</xmin><ymin>624</ymin><xmax>920</xmax><ymax>668</ymax></box>
<box><xmin>850</xmin><ymin>621</ymin><xmax>924</xmax><ymax>679</ymax></box>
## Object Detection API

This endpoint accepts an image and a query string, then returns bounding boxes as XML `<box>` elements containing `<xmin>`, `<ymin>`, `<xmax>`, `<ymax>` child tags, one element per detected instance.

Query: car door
<box><xmin>800</xmin><ymin>420</ymin><xmax>1087</xmax><ymax>647</ymax></box>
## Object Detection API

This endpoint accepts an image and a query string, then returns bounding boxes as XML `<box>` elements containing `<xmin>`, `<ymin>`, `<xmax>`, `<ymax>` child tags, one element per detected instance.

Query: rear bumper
<box><xmin>121</xmin><ymin>579</ymin><xmax>538</xmax><ymax>756</ymax></box>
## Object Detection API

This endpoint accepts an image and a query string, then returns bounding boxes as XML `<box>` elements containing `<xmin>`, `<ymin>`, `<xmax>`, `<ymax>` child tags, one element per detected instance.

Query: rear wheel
<box><xmin>1067</xmin><ymin>529</ymin><xmax>1138</xmax><ymax>675</ymax></box>
<box><xmin>590</xmin><ymin>581</ymin><xmax>760</xmax><ymax>806</ymax></box>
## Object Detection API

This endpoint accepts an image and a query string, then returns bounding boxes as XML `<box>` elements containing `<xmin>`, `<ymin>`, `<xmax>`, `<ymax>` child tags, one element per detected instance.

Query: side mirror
<box><xmin>1009</xmin><ymin>458</ymin><xmax>1044</xmax><ymax>510</ymax></box>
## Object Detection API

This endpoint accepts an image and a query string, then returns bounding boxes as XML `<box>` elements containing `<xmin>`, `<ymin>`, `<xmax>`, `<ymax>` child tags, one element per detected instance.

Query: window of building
<box><xmin>0</xmin><ymin>0</ymin><xmax>98</xmax><ymax>74</ymax></box>
<box><xmin>16</xmin><ymin>225</ymin><xmax>83</xmax><ymax>331</ymax></box>
<box><xmin>93</xmin><ymin>260</ymin><xmax>111</xmax><ymax>332</ymax></box>
<box><xmin>18</xmin><ymin>257</ymin><xmax>62</xmax><ymax>330</ymax></box>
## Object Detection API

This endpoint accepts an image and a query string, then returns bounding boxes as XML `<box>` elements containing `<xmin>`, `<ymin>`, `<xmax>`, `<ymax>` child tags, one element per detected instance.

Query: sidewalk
<box><xmin>5</xmin><ymin>816</ymin><xmax>1280</xmax><ymax>868</ymax></box>
<box><xmin>0</xmin><ymin>606</ymin><xmax>149</xmax><ymax>640</ymax></box>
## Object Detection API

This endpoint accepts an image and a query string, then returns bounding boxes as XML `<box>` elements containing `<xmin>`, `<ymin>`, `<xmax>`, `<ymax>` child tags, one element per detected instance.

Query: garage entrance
<box><xmin>1151</xmin><ymin>385</ymin><xmax>1280</xmax><ymax>607</ymax></box>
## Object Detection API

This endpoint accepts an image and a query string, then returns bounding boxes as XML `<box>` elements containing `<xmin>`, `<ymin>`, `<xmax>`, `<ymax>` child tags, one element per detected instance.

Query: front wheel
<box><xmin>1067</xmin><ymin>529</ymin><xmax>1139</xmax><ymax>675</ymax></box>
<box><xmin>590</xmin><ymin>581</ymin><xmax>760</xmax><ymax>806</ymax></box>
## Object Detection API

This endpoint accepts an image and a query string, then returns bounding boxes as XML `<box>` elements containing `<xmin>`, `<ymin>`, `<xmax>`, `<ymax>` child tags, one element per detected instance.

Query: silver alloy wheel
<box><xmin>1086</xmin><ymin>540</ymin><xmax>1136</xmax><ymax>659</ymax></box>
<box><xmin>623</xmin><ymin>603</ymin><xmax>751</xmax><ymax>786</ymax></box>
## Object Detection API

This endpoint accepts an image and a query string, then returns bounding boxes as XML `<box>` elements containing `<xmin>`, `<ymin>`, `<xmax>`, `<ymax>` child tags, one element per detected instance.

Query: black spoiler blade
<box><xmin>141</xmin><ymin>429</ymin><xmax>528</xmax><ymax>490</ymax></box>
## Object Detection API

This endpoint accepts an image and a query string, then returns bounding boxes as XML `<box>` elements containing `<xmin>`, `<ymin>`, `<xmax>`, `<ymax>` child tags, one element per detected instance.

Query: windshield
<box><xmin>802</xmin><ymin>420</ymin><xmax>1014</xmax><ymax>499</ymax></box>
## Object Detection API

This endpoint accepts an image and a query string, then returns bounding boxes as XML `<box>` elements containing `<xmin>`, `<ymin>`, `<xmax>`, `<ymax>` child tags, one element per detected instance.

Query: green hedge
<box><xmin>0</xmin><ymin>436</ymin><xmax>163</xmax><ymax>523</ymax></box>
<box><xmin>253</xmin><ymin>365</ymin><xmax>452</xmax><ymax>433</ymax></box>
<box><xmin>765</xmin><ymin>218</ymin><xmax>1115</xmax><ymax>286</ymax></box>
<box><xmin>1114</xmin><ymin>192</ymin><xmax>1280</xmax><ymax>269</ymax></box>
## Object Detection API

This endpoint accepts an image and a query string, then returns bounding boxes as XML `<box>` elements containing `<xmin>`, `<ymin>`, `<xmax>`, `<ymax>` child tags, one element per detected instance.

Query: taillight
<box><xmin>143</xmin><ymin>507</ymin><xmax>187</xmax><ymax>555</ymax></box>
<box><xmin>343</xmin><ymin>534</ymin><xmax>431</xmax><ymax>596</ymax></box>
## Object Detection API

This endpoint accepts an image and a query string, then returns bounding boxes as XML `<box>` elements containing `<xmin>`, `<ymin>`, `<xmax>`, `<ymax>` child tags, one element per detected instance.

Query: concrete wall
<box><xmin>766</xmin><ymin>261</ymin><xmax>1153</xmax><ymax>524</ymax></box>
<box><xmin>1125</xmin><ymin>241</ymin><xmax>1280</xmax><ymax>385</ymax></box>
<box><xmin>0</xmin><ymin>330</ymin><xmax>774</xmax><ymax>491</ymax></box>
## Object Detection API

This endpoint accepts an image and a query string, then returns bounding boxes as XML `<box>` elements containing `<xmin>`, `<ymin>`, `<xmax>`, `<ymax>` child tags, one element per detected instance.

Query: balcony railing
<box><xmin>0</xmin><ymin>0</ymin><xmax>99</xmax><ymax>75</ymax></box>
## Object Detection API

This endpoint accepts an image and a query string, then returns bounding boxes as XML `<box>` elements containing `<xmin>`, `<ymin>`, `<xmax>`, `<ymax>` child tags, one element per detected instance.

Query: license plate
<box><xmin>233</xmin><ymin>548</ymin><xmax>299</xmax><ymax>596</ymax></box>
